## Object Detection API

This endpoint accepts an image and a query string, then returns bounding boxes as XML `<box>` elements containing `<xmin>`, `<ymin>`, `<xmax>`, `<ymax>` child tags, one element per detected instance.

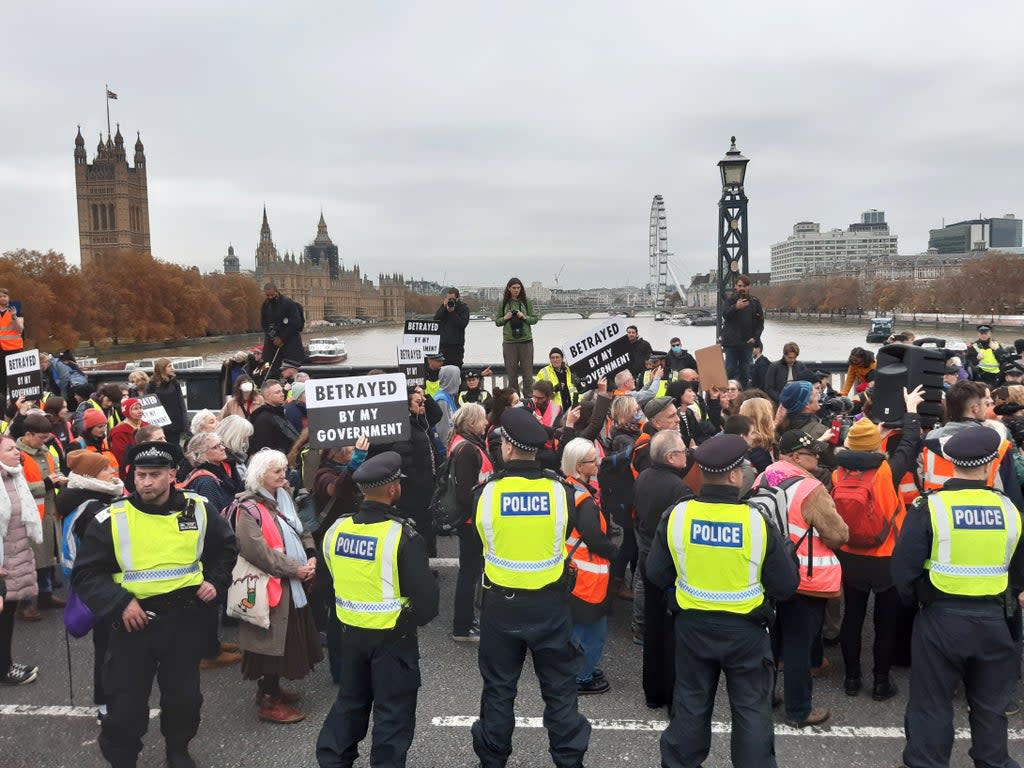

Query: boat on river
<box><xmin>306</xmin><ymin>337</ymin><xmax>348</xmax><ymax>365</ymax></box>
<box><xmin>688</xmin><ymin>310</ymin><xmax>716</xmax><ymax>327</ymax></box>
<box><xmin>866</xmin><ymin>316</ymin><xmax>893</xmax><ymax>343</ymax></box>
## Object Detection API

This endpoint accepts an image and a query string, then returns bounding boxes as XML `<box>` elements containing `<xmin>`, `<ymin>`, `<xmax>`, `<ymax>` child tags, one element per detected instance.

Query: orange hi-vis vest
<box><xmin>239</xmin><ymin>499</ymin><xmax>284</xmax><ymax>608</ymax></box>
<box><xmin>534</xmin><ymin>401</ymin><xmax>562</xmax><ymax>451</ymax></box>
<box><xmin>0</xmin><ymin>308</ymin><xmax>23</xmax><ymax>352</ymax></box>
<box><xmin>832</xmin><ymin>461</ymin><xmax>906</xmax><ymax>558</ymax></box>
<box><xmin>921</xmin><ymin>434</ymin><xmax>1010</xmax><ymax>493</ymax></box>
<box><xmin>76</xmin><ymin>437</ymin><xmax>119</xmax><ymax>472</ymax></box>
<box><xmin>449</xmin><ymin>434</ymin><xmax>494</xmax><ymax>485</ymax></box>
<box><xmin>629</xmin><ymin>431</ymin><xmax>653</xmax><ymax>480</ymax></box>
<box><xmin>566</xmin><ymin>480</ymin><xmax>610</xmax><ymax>604</ymax></box>
<box><xmin>880</xmin><ymin>431</ymin><xmax>920</xmax><ymax>508</ymax></box>
<box><xmin>20</xmin><ymin>448</ymin><xmax>56</xmax><ymax>518</ymax></box>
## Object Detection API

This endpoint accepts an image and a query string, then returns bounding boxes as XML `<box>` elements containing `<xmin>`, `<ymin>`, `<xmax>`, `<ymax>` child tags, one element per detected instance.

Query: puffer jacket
<box><xmin>840</xmin><ymin>352</ymin><xmax>877</xmax><ymax>396</ymax></box>
<box><xmin>1</xmin><ymin>474</ymin><xmax>39</xmax><ymax>601</ymax></box>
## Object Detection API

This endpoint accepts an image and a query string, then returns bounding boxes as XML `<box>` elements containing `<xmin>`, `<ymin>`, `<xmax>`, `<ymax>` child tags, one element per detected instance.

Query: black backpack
<box><xmin>429</xmin><ymin>445</ymin><xmax>465</xmax><ymax>535</ymax></box>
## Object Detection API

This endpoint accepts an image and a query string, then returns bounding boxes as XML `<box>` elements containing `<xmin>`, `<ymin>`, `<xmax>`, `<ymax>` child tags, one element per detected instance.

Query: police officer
<box><xmin>424</xmin><ymin>353</ymin><xmax>445</xmax><ymax>398</ymax></box>
<box><xmin>71</xmin><ymin>442</ymin><xmax>237</xmax><ymax>768</ymax></box>
<box><xmin>893</xmin><ymin>425</ymin><xmax>1024</xmax><ymax>768</ymax></box>
<box><xmin>472</xmin><ymin>408</ymin><xmax>591</xmax><ymax>768</ymax></box>
<box><xmin>316</xmin><ymin>452</ymin><xmax>439</xmax><ymax>768</ymax></box>
<box><xmin>646</xmin><ymin>433</ymin><xmax>800</xmax><ymax>768</ymax></box>
<box><xmin>968</xmin><ymin>323</ymin><xmax>1004</xmax><ymax>386</ymax></box>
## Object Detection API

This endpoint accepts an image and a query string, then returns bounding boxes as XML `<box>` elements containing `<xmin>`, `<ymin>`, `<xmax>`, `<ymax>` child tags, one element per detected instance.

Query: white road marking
<box><xmin>429</xmin><ymin>557</ymin><xmax>459</xmax><ymax>567</ymax></box>
<box><xmin>431</xmin><ymin>715</ymin><xmax>1024</xmax><ymax>740</ymax></box>
<box><xmin>0</xmin><ymin>704</ymin><xmax>159</xmax><ymax>719</ymax></box>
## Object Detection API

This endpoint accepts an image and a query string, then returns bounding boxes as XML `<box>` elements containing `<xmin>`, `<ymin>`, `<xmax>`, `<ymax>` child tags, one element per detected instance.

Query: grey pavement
<box><xmin>1</xmin><ymin>534</ymin><xmax>1020</xmax><ymax>767</ymax></box>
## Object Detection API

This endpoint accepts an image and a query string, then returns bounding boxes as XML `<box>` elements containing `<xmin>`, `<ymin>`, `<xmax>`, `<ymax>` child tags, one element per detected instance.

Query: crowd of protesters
<box><xmin>1</xmin><ymin>278</ymin><xmax>1022</xmax><ymax>768</ymax></box>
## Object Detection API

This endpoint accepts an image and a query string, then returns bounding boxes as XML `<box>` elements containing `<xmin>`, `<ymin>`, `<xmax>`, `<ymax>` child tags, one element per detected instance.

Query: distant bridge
<box><xmin>531</xmin><ymin>304</ymin><xmax>698</xmax><ymax>319</ymax></box>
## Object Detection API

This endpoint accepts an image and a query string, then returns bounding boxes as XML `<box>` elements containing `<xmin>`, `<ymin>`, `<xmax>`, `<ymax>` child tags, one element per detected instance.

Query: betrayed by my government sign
<box><xmin>562</xmin><ymin>318</ymin><xmax>632</xmax><ymax>391</ymax></box>
<box><xmin>306</xmin><ymin>373</ymin><xmax>409</xmax><ymax>448</ymax></box>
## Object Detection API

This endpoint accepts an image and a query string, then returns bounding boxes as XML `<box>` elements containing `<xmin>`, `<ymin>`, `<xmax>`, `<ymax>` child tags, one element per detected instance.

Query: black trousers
<box><xmin>774</xmin><ymin>594</ymin><xmax>826</xmax><ymax>721</ymax></box>
<box><xmin>611</xmin><ymin>523</ymin><xmax>637</xmax><ymax>580</ymax></box>
<box><xmin>439</xmin><ymin>343</ymin><xmax>465</xmax><ymax>369</ymax></box>
<box><xmin>453</xmin><ymin>524</ymin><xmax>483</xmax><ymax>635</ymax></box>
<box><xmin>99</xmin><ymin>606</ymin><xmax>204</xmax><ymax>768</ymax></box>
<box><xmin>316</xmin><ymin>626</ymin><xmax>420</xmax><ymax>768</ymax></box>
<box><xmin>472</xmin><ymin>588</ymin><xmax>591</xmax><ymax>768</ymax></box>
<box><xmin>903</xmin><ymin>602</ymin><xmax>1020</xmax><ymax>768</ymax></box>
<box><xmin>642</xmin><ymin>570</ymin><xmax>675</xmax><ymax>709</ymax></box>
<box><xmin>0</xmin><ymin>598</ymin><xmax>17</xmax><ymax>672</ymax></box>
<box><xmin>92</xmin><ymin>620</ymin><xmax>111</xmax><ymax>705</ymax></box>
<box><xmin>661</xmin><ymin>612</ymin><xmax>777</xmax><ymax>768</ymax></box>
<box><xmin>839</xmin><ymin>583</ymin><xmax>902</xmax><ymax>680</ymax></box>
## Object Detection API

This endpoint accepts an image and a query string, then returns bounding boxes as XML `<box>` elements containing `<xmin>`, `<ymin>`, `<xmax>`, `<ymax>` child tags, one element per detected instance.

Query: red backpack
<box><xmin>830</xmin><ymin>467</ymin><xmax>892</xmax><ymax>549</ymax></box>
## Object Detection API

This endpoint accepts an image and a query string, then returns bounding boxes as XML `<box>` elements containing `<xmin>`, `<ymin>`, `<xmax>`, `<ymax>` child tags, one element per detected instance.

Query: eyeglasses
<box><xmin>795</xmin><ymin>450</ymin><xmax>819</xmax><ymax>459</ymax></box>
<box><xmin>580</xmin><ymin>457</ymin><xmax>598</xmax><ymax>465</ymax></box>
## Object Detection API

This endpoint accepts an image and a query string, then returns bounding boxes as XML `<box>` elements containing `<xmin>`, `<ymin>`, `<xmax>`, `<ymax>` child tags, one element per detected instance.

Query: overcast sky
<box><xmin>2</xmin><ymin>2</ymin><xmax>1021</xmax><ymax>290</ymax></box>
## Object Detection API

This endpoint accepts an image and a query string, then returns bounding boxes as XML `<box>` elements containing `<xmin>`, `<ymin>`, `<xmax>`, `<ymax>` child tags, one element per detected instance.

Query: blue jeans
<box><xmin>572</xmin><ymin>616</ymin><xmax>609</xmax><ymax>684</ymax></box>
<box><xmin>724</xmin><ymin>345</ymin><xmax>752</xmax><ymax>387</ymax></box>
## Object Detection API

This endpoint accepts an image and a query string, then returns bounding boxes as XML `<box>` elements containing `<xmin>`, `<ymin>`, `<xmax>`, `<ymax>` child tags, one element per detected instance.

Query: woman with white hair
<box><xmin>560</xmin><ymin>437</ymin><xmax>617</xmax><ymax>695</ymax></box>
<box><xmin>234</xmin><ymin>449</ymin><xmax>321</xmax><ymax>724</ymax></box>
<box><xmin>216</xmin><ymin>415</ymin><xmax>254</xmax><ymax>483</ymax></box>
<box><xmin>190</xmin><ymin>409</ymin><xmax>219</xmax><ymax>437</ymax></box>
<box><xmin>447</xmin><ymin>404</ymin><xmax>492</xmax><ymax>643</ymax></box>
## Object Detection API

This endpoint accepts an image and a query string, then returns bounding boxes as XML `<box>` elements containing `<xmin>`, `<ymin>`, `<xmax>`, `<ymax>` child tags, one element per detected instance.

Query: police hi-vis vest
<box><xmin>476</xmin><ymin>475</ymin><xmax>569</xmax><ymax>590</ymax></box>
<box><xmin>925</xmin><ymin>488</ymin><xmax>1021</xmax><ymax>597</ymax></box>
<box><xmin>667</xmin><ymin>498</ymin><xmax>768</xmax><ymax>614</ymax></box>
<box><xmin>424</xmin><ymin>377</ymin><xmax>441</xmax><ymax>398</ymax></box>
<box><xmin>921</xmin><ymin>434</ymin><xmax>1010</xmax><ymax>493</ymax></box>
<box><xmin>566</xmin><ymin>481</ymin><xmax>610</xmax><ymax>605</ymax></box>
<box><xmin>973</xmin><ymin>342</ymin><xmax>1001</xmax><ymax>374</ymax></box>
<box><xmin>324</xmin><ymin>516</ymin><xmax>408</xmax><ymax>630</ymax></box>
<box><xmin>641</xmin><ymin>370</ymin><xmax>668</xmax><ymax>399</ymax></box>
<box><xmin>109</xmin><ymin>493</ymin><xmax>208</xmax><ymax>599</ymax></box>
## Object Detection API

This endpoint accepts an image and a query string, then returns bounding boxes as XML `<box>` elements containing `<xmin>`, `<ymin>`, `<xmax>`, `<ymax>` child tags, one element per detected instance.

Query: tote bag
<box><xmin>226</xmin><ymin>555</ymin><xmax>272</xmax><ymax>629</ymax></box>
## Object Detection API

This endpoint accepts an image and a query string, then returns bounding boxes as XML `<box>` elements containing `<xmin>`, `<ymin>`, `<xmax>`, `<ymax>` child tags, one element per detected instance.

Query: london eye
<box><xmin>649</xmin><ymin>195</ymin><xmax>670</xmax><ymax>309</ymax></box>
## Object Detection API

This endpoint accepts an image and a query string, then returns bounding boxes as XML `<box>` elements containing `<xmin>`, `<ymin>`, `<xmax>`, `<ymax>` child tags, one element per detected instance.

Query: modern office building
<box><xmin>927</xmin><ymin>215</ymin><xmax>1021</xmax><ymax>254</ymax></box>
<box><xmin>770</xmin><ymin>210</ymin><xmax>899</xmax><ymax>283</ymax></box>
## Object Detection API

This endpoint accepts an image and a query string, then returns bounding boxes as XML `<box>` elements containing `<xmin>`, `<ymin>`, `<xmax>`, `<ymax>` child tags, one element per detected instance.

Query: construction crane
<box><xmin>554</xmin><ymin>264</ymin><xmax>565</xmax><ymax>287</ymax></box>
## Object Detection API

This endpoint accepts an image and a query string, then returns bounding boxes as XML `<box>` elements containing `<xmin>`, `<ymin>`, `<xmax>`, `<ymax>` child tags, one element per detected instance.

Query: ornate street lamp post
<box><xmin>716</xmin><ymin>137</ymin><xmax>750</xmax><ymax>342</ymax></box>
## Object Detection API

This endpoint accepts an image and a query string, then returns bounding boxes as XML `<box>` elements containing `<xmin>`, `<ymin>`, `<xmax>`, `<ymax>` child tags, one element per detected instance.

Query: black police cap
<box><xmin>942</xmin><ymin>426</ymin><xmax>1002</xmax><ymax>468</ymax></box>
<box><xmin>977</xmin><ymin>324</ymin><xmax>992</xmax><ymax>332</ymax></box>
<box><xmin>1004</xmin><ymin>366</ymin><xmax>1024</xmax><ymax>377</ymax></box>
<box><xmin>352</xmin><ymin>451</ymin><xmax>406</xmax><ymax>488</ymax></box>
<box><xmin>463</xmin><ymin>369</ymin><xmax>481</xmax><ymax>379</ymax></box>
<box><xmin>425</xmin><ymin>353</ymin><xmax>445</xmax><ymax>362</ymax></box>
<box><xmin>499</xmin><ymin>408</ymin><xmax>548</xmax><ymax>452</ymax></box>
<box><xmin>126</xmin><ymin>440</ymin><xmax>183</xmax><ymax>469</ymax></box>
<box><xmin>693</xmin><ymin>433</ymin><xmax>748</xmax><ymax>474</ymax></box>
<box><xmin>648</xmin><ymin>351</ymin><xmax>667</xmax><ymax>362</ymax></box>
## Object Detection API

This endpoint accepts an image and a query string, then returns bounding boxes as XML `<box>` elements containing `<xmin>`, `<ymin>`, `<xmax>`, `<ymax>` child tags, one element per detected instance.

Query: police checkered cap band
<box><xmin>697</xmin><ymin>455</ymin><xmax>745</xmax><ymax>474</ymax></box>
<box><xmin>135</xmin><ymin>446</ymin><xmax>173</xmax><ymax>464</ymax></box>
<box><xmin>356</xmin><ymin>469</ymin><xmax>403</xmax><ymax>489</ymax></box>
<box><xmin>503</xmin><ymin>431</ymin><xmax>538</xmax><ymax>453</ymax></box>
<box><xmin>948</xmin><ymin>450</ymin><xmax>1000</xmax><ymax>468</ymax></box>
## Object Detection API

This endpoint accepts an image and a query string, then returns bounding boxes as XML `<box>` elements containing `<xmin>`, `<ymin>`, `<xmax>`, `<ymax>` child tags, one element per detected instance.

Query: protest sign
<box><xmin>138</xmin><ymin>394</ymin><xmax>172</xmax><ymax>427</ymax></box>
<box><xmin>694</xmin><ymin>345</ymin><xmax>729</xmax><ymax>393</ymax></box>
<box><xmin>397</xmin><ymin>344</ymin><xmax>425</xmax><ymax>387</ymax></box>
<box><xmin>306</xmin><ymin>373</ymin><xmax>409</xmax><ymax>448</ymax></box>
<box><xmin>6</xmin><ymin>348</ymin><xmax>42</xmax><ymax>402</ymax></box>
<box><xmin>402</xmin><ymin>320</ymin><xmax>440</xmax><ymax>355</ymax></box>
<box><xmin>562</xmin><ymin>317</ymin><xmax>632</xmax><ymax>391</ymax></box>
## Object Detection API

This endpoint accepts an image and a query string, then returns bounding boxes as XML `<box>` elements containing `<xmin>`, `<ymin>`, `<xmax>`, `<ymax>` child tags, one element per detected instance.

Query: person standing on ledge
<box><xmin>495</xmin><ymin>277</ymin><xmax>538</xmax><ymax>394</ymax></box>
<box><xmin>433</xmin><ymin>287</ymin><xmax>470</xmax><ymax>368</ymax></box>
<box><xmin>260</xmin><ymin>283</ymin><xmax>305</xmax><ymax>383</ymax></box>
<box><xmin>0</xmin><ymin>289</ymin><xmax>24</xmax><ymax>398</ymax></box>
<box><xmin>720</xmin><ymin>275</ymin><xmax>764</xmax><ymax>388</ymax></box>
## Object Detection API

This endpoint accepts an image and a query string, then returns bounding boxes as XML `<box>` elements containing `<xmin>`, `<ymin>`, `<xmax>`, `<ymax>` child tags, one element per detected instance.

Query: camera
<box><xmin>447</xmin><ymin>299</ymin><xmax>456</xmax><ymax>309</ymax></box>
<box><xmin>267</xmin><ymin>322</ymin><xmax>278</xmax><ymax>340</ymax></box>
<box><xmin>819</xmin><ymin>396</ymin><xmax>853</xmax><ymax>419</ymax></box>
<box><xmin>510</xmin><ymin>315</ymin><xmax>525</xmax><ymax>338</ymax></box>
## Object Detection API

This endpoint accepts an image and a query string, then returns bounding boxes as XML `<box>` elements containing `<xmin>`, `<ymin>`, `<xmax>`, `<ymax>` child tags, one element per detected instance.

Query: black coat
<box><xmin>433</xmin><ymin>300</ymin><xmax>471</xmax><ymax>347</ymax></box>
<box><xmin>764</xmin><ymin>360</ymin><xmax>811</xmax><ymax>404</ymax></box>
<box><xmin>248</xmin><ymin>403</ymin><xmax>300</xmax><ymax>456</ymax></box>
<box><xmin>720</xmin><ymin>294</ymin><xmax>765</xmax><ymax>348</ymax></box>
<box><xmin>260</xmin><ymin>294</ymin><xmax>305</xmax><ymax>365</ymax></box>
<box><xmin>634</xmin><ymin>462</ymin><xmax>691</xmax><ymax>541</ymax></box>
<box><xmin>375</xmin><ymin>413</ymin><xmax>439</xmax><ymax>518</ymax></box>
<box><xmin>751</xmin><ymin>355</ymin><xmax>771</xmax><ymax>390</ymax></box>
<box><xmin>144</xmin><ymin>378</ymin><xmax>188</xmax><ymax>438</ymax></box>
<box><xmin>628</xmin><ymin>337</ymin><xmax>653</xmax><ymax>378</ymax></box>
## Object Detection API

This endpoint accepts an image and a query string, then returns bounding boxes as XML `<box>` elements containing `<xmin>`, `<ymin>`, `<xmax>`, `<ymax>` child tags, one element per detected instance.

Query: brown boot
<box><xmin>257</xmin><ymin>694</ymin><xmax>305</xmax><ymax>724</ymax></box>
<box><xmin>616</xmin><ymin>580</ymin><xmax>634</xmax><ymax>600</ymax></box>
<box><xmin>220</xmin><ymin>641</ymin><xmax>240</xmax><ymax>653</ymax></box>
<box><xmin>200</xmin><ymin>650</ymin><xmax>242</xmax><ymax>669</ymax></box>
<box><xmin>38</xmin><ymin>593</ymin><xmax>67</xmax><ymax>609</ymax></box>
<box><xmin>17</xmin><ymin>604</ymin><xmax>43</xmax><ymax>622</ymax></box>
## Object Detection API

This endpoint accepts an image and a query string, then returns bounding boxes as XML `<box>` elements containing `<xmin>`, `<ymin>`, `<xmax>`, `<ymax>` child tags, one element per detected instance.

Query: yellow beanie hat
<box><xmin>844</xmin><ymin>418</ymin><xmax>881</xmax><ymax>452</ymax></box>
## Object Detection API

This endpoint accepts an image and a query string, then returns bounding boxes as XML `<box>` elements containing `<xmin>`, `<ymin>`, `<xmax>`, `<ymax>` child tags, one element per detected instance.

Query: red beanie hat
<box><xmin>83</xmin><ymin>408</ymin><xmax>107</xmax><ymax>430</ymax></box>
<box><xmin>121</xmin><ymin>397</ymin><xmax>140</xmax><ymax>417</ymax></box>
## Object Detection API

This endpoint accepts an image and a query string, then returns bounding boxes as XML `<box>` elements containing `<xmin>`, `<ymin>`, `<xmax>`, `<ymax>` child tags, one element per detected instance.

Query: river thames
<box><xmin>130</xmin><ymin>315</ymin><xmax>993</xmax><ymax>369</ymax></box>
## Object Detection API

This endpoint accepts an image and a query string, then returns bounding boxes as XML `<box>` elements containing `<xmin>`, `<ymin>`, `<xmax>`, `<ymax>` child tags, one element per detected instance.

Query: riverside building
<box><xmin>770</xmin><ymin>210</ymin><xmax>898</xmax><ymax>283</ymax></box>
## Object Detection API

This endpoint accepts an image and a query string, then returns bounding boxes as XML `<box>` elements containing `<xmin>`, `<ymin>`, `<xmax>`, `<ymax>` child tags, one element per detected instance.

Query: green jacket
<box><xmin>494</xmin><ymin>298</ymin><xmax>538</xmax><ymax>344</ymax></box>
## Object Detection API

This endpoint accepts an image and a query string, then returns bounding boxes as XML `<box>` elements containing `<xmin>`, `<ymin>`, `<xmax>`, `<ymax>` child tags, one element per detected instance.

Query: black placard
<box><xmin>306</xmin><ymin>373</ymin><xmax>410</xmax><ymax>448</ymax></box>
<box><xmin>397</xmin><ymin>345</ymin><xmax>426</xmax><ymax>388</ymax></box>
<box><xmin>6</xmin><ymin>349</ymin><xmax>42</xmax><ymax>402</ymax></box>
<box><xmin>402</xmin><ymin>320</ymin><xmax>440</xmax><ymax>355</ymax></box>
<box><xmin>563</xmin><ymin>318</ymin><xmax>632</xmax><ymax>391</ymax></box>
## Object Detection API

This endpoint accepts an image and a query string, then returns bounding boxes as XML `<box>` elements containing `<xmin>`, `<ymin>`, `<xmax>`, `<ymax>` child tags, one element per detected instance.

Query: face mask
<box><xmin>240</xmin><ymin>382</ymin><xmax>254</xmax><ymax>393</ymax></box>
<box><xmin>512</xmin><ymin>401</ymin><xmax>525</xmax><ymax>408</ymax></box>
<box><xmin>671</xmin><ymin>345</ymin><xmax>682</xmax><ymax>354</ymax></box>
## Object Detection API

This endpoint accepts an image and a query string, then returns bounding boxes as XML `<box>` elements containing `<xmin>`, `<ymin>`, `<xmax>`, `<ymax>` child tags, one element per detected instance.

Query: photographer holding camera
<box><xmin>433</xmin><ymin>287</ymin><xmax>471</xmax><ymax>368</ymax></box>
<box><xmin>260</xmin><ymin>283</ymin><xmax>305</xmax><ymax>381</ymax></box>
<box><xmin>494</xmin><ymin>277</ymin><xmax>538</xmax><ymax>394</ymax></box>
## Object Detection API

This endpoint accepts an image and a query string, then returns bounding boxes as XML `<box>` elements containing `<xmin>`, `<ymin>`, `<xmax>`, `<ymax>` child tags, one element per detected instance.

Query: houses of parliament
<box><xmin>73</xmin><ymin>124</ymin><xmax>406</xmax><ymax>324</ymax></box>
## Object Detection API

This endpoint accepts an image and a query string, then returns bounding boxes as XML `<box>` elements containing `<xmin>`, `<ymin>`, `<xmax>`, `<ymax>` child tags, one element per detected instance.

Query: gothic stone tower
<box><xmin>74</xmin><ymin>124</ymin><xmax>151</xmax><ymax>268</ymax></box>
<box><xmin>223</xmin><ymin>243</ymin><xmax>240</xmax><ymax>274</ymax></box>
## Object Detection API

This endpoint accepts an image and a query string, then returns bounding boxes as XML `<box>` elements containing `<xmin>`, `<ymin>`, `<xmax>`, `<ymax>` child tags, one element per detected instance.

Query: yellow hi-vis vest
<box><xmin>535</xmin><ymin>365</ymin><xmax>576</xmax><ymax>408</ymax></box>
<box><xmin>925</xmin><ymin>489</ymin><xmax>1021</xmax><ymax>597</ymax></box>
<box><xmin>425</xmin><ymin>378</ymin><xmax>441</xmax><ymax>398</ymax></box>
<box><xmin>324</xmin><ymin>516</ymin><xmax>408</xmax><ymax>630</ymax></box>
<box><xmin>110</xmin><ymin>493</ymin><xmax>208</xmax><ymax>599</ymax></box>
<box><xmin>641</xmin><ymin>370</ymin><xmax>668</xmax><ymax>399</ymax></box>
<box><xmin>667</xmin><ymin>498</ymin><xmax>768</xmax><ymax>614</ymax></box>
<box><xmin>974</xmin><ymin>342</ymin><xmax>1001</xmax><ymax>374</ymax></box>
<box><xmin>476</xmin><ymin>475</ymin><xmax>569</xmax><ymax>590</ymax></box>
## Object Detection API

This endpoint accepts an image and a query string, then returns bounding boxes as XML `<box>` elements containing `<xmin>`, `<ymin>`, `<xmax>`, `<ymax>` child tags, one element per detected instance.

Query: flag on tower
<box><xmin>106</xmin><ymin>89</ymin><xmax>118</xmax><ymax>100</ymax></box>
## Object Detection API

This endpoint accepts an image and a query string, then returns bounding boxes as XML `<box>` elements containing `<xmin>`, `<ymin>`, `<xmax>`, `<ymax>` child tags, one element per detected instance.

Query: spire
<box><xmin>114</xmin><ymin>123</ymin><xmax>124</xmax><ymax>146</ymax></box>
<box><xmin>133</xmin><ymin>131</ymin><xmax>145</xmax><ymax>168</ymax></box>
<box><xmin>75</xmin><ymin>125</ymin><xmax>84</xmax><ymax>147</ymax></box>
<box><xmin>134</xmin><ymin>131</ymin><xmax>144</xmax><ymax>152</ymax></box>
<box><xmin>313</xmin><ymin>210</ymin><xmax>333</xmax><ymax>246</ymax></box>
<box><xmin>74</xmin><ymin>125</ymin><xmax>86</xmax><ymax>164</ymax></box>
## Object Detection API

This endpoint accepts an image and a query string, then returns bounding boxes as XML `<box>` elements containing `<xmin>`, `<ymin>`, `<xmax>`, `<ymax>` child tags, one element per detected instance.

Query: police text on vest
<box><xmin>951</xmin><ymin>505</ymin><xmax>1005</xmax><ymax>530</ymax></box>
<box><xmin>500</xmin><ymin>492</ymin><xmax>551</xmax><ymax>516</ymax></box>
<box><xmin>690</xmin><ymin>520</ymin><xmax>743</xmax><ymax>548</ymax></box>
<box><xmin>335</xmin><ymin>533</ymin><xmax>378</xmax><ymax>560</ymax></box>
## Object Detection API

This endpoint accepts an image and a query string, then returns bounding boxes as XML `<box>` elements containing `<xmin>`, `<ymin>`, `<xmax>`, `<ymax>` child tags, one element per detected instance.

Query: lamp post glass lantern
<box><xmin>716</xmin><ymin>136</ymin><xmax>750</xmax><ymax>342</ymax></box>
